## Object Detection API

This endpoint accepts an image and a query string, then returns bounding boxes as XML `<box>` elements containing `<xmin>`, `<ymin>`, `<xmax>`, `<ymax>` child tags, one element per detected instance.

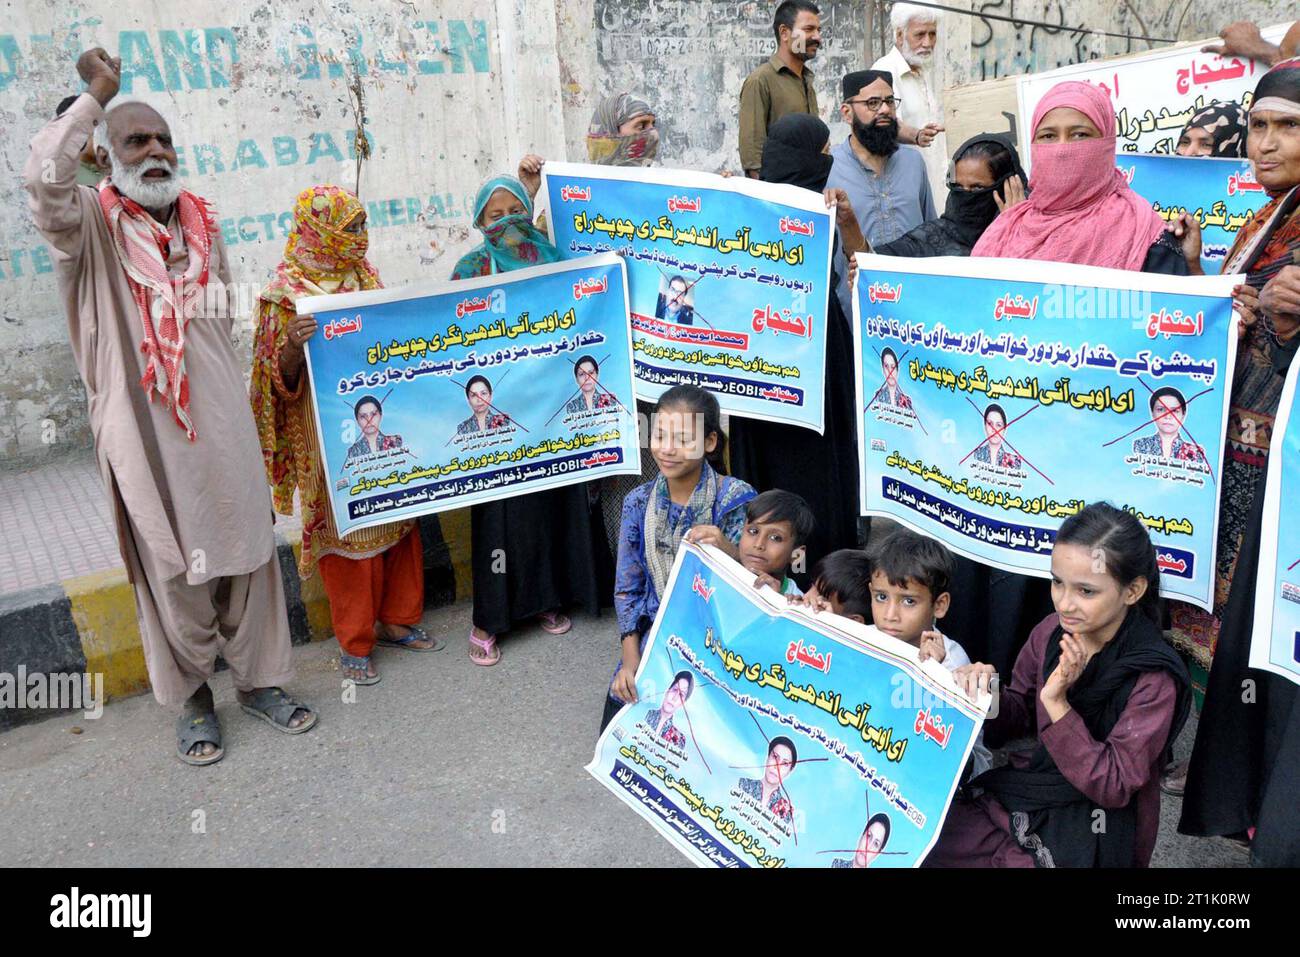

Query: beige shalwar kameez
<box><xmin>24</xmin><ymin>93</ymin><xmax>293</xmax><ymax>706</ymax></box>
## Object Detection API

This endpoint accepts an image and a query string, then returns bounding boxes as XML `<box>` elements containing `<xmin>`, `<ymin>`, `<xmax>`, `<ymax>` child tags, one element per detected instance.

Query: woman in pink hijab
<box><xmin>972</xmin><ymin>80</ymin><xmax>1191</xmax><ymax>274</ymax></box>
<box><xmin>948</xmin><ymin>80</ymin><xmax>1198</xmax><ymax>692</ymax></box>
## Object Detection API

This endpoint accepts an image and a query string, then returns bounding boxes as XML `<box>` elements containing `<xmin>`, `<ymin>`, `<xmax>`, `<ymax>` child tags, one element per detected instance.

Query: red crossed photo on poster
<box><xmin>1101</xmin><ymin>378</ymin><xmax>1216</xmax><ymax>481</ymax></box>
<box><xmin>543</xmin><ymin>352</ymin><xmax>632</xmax><ymax>427</ymax></box>
<box><xmin>958</xmin><ymin>396</ymin><xmax>1054</xmax><ymax>485</ymax></box>
<box><xmin>865</xmin><ymin>344</ymin><xmax>929</xmax><ymax>435</ymax></box>
<box><xmin>723</xmin><ymin>708</ymin><xmax>835</xmax><ymax>847</ymax></box>
<box><xmin>816</xmin><ymin>790</ymin><xmax>911</xmax><ymax>866</ymax></box>
<box><xmin>635</xmin><ymin>644</ymin><xmax>716</xmax><ymax>772</ymax></box>
<box><xmin>443</xmin><ymin>367</ymin><xmax>529</xmax><ymax>448</ymax></box>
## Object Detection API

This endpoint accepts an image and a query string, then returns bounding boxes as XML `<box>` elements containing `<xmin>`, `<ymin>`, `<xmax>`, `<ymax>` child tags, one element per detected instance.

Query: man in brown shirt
<box><xmin>739</xmin><ymin>1</ymin><xmax>822</xmax><ymax>177</ymax></box>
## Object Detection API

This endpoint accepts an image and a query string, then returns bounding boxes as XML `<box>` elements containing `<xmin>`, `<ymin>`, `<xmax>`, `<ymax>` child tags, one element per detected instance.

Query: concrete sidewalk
<box><xmin>0</xmin><ymin>602</ymin><xmax>1250</xmax><ymax>868</ymax></box>
<box><xmin>0</xmin><ymin>451</ymin><xmax>466</xmax><ymax>730</ymax></box>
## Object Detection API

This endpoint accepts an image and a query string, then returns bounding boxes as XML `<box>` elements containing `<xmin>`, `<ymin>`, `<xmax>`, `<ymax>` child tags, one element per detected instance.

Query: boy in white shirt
<box><xmin>868</xmin><ymin>528</ymin><xmax>992</xmax><ymax>776</ymax></box>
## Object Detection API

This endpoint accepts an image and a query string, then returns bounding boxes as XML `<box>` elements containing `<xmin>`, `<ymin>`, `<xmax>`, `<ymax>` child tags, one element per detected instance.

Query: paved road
<box><xmin>0</xmin><ymin>603</ymin><xmax>1249</xmax><ymax>868</ymax></box>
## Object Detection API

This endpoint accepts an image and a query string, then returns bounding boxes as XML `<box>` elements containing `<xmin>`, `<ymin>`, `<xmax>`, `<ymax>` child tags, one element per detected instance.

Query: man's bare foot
<box><xmin>239</xmin><ymin>687</ymin><xmax>313</xmax><ymax>729</ymax></box>
<box><xmin>185</xmin><ymin>684</ymin><xmax>219</xmax><ymax>759</ymax></box>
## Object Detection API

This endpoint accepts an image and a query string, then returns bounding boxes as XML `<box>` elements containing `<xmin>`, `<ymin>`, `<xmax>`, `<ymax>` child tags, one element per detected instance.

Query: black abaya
<box><xmin>1178</xmin><ymin>344</ymin><xmax>1300</xmax><ymax>865</ymax></box>
<box><xmin>729</xmin><ymin>287</ymin><xmax>861</xmax><ymax>568</ymax></box>
<box><xmin>471</xmin><ymin>483</ymin><xmax>611</xmax><ymax>635</ymax></box>
<box><xmin>1178</xmin><ymin>459</ymin><xmax>1300</xmax><ymax>865</ymax></box>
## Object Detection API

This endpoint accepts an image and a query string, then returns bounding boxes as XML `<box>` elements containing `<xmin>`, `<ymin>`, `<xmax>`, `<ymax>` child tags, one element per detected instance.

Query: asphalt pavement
<box><xmin>0</xmin><ymin>602</ymin><xmax>1249</xmax><ymax>868</ymax></box>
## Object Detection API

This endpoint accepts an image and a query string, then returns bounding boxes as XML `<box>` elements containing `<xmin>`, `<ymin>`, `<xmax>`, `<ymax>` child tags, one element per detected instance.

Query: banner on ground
<box><xmin>587</xmin><ymin>542</ymin><xmax>987</xmax><ymax>868</ymax></box>
<box><xmin>1251</xmin><ymin>357</ymin><xmax>1300</xmax><ymax>687</ymax></box>
<box><xmin>1121</xmin><ymin>154</ymin><xmax>1268</xmax><ymax>275</ymax></box>
<box><xmin>852</xmin><ymin>254</ymin><xmax>1239</xmax><ymax>609</ymax></box>
<box><xmin>542</xmin><ymin>161</ymin><xmax>835</xmax><ymax>432</ymax></box>
<box><xmin>1017</xmin><ymin>23</ymin><xmax>1289</xmax><ymax>158</ymax></box>
<box><xmin>297</xmin><ymin>253</ymin><xmax>639</xmax><ymax>535</ymax></box>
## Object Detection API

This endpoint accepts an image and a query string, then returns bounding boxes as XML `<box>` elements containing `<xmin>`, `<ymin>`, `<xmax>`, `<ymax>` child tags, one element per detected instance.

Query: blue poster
<box><xmin>1251</xmin><ymin>358</ymin><xmax>1300</xmax><ymax>687</ymax></box>
<box><xmin>853</xmin><ymin>254</ymin><xmax>1240</xmax><ymax>609</ymax></box>
<box><xmin>588</xmin><ymin>542</ymin><xmax>987</xmax><ymax>868</ymax></box>
<box><xmin>297</xmin><ymin>253</ymin><xmax>640</xmax><ymax>535</ymax></box>
<box><xmin>1121</xmin><ymin>154</ymin><xmax>1270</xmax><ymax>275</ymax></box>
<box><xmin>541</xmin><ymin>161</ymin><xmax>835</xmax><ymax>432</ymax></box>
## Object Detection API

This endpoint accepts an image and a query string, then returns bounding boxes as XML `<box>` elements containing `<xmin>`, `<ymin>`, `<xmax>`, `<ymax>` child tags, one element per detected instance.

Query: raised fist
<box><xmin>76</xmin><ymin>48</ymin><xmax>121</xmax><ymax>106</ymax></box>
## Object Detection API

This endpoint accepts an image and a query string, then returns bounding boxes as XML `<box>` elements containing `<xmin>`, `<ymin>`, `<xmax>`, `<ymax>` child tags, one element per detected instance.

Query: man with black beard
<box><xmin>826</xmin><ymin>70</ymin><xmax>935</xmax><ymax>249</ymax></box>
<box><xmin>25</xmin><ymin>47</ymin><xmax>315</xmax><ymax>767</ymax></box>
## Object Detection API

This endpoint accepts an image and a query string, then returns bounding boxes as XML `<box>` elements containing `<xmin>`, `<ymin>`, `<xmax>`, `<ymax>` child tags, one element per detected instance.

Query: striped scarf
<box><xmin>643</xmin><ymin>462</ymin><xmax>719</xmax><ymax>599</ymax></box>
<box><xmin>97</xmin><ymin>181</ymin><xmax>217</xmax><ymax>440</ymax></box>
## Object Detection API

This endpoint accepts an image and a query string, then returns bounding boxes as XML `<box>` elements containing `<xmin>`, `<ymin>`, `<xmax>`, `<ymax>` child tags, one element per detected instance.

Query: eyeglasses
<box><xmin>845</xmin><ymin>96</ymin><xmax>900</xmax><ymax>112</ymax></box>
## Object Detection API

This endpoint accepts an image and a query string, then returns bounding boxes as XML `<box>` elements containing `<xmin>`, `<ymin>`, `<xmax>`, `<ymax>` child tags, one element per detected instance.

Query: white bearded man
<box><xmin>24</xmin><ymin>48</ymin><xmax>316</xmax><ymax>766</ymax></box>
<box><xmin>871</xmin><ymin>2</ymin><xmax>949</xmax><ymax>202</ymax></box>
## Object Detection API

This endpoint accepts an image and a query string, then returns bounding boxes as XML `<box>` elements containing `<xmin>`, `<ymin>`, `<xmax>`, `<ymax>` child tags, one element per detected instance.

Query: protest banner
<box><xmin>587</xmin><ymin>542</ymin><xmax>988</xmax><ymax>868</ymax></box>
<box><xmin>541</xmin><ymin>161</ymin><xmax>835</xmax><ymax>432</ymax></box>
<box><xmin>1016</xmin><ymin>23</ymin><xmax>1289</xmax><ymax>160</ymax></box>
<box><xmin>852</xmin><ymin>254</ymin><xmax>1239</xmax><ymax>609</ymax></box>
<box><xmin>1251</xmin><ymin>358</ymin><xmax>1300</xmax><ymax>688</ymax></box>
<box><xmin>1121</xmin><ymin>154</ymin><xmax>1269</xmax><ymax>275</ymax></box>
<box><xmin>296</xmin><ymin>253</ymin><xmax>639</xmax><ymax>535</ymax></box>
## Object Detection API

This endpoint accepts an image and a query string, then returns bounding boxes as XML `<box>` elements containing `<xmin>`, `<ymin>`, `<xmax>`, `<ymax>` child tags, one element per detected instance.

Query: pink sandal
<box><xmin>539</xmin><ymin>611</ymin><xmax>572</xmax><ymax>636</ymax></box>
<box><xmin>469</xmin><ymin>630</ymin><xmax>501</xmax><ymax>666</ymax></box>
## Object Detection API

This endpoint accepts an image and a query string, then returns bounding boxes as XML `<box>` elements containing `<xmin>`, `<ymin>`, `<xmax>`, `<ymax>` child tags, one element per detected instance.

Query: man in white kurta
<box><xmin>24</xmin><ymin>48</ymin><xmax>314</xmax><ymax>764</ymax></box>
<box><xmin>872</xmin><ymin>3</ymin><xmax>949</xmax><ymax>204</ymax></box>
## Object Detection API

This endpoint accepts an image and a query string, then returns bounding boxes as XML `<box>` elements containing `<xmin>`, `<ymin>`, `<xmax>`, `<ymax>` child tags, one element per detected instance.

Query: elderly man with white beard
<box><xmin>24</xmin><ymin>47</ymin><xmax>316</xmax><ymax>766</ymax></box>
<box><xmin>871</xmin><ymin>2</ymin><xmax>948</xmax><ymax>202</ymax></box>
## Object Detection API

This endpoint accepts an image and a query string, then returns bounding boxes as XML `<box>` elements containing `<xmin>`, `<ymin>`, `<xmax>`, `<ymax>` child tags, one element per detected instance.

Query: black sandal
<box><xmin>238</xmin><ymin>687</ymin><xmax>318</xmax><ymax>735</ymax></box>
<box><xmin>176</xmin><ymin>708</ymin><xmax>224</xmax><ymax>766</ymax></box>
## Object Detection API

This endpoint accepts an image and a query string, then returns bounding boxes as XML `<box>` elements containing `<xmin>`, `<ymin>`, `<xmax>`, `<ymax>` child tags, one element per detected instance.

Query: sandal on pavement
<box><xmin>1160</xmin><ymin>759</ymin><xmax>1189</xmax><ymax>797</ymax></box>
<box><xmin>238</xmin><ymin>687</ymin><xmax>318</xmax><ymax>735</ymax></box>
<box><xmin>176</xmin><ymin>707</ymin><xmax>224</xmax><ymax>767</ymax></box>
<box><xmin>339</xmin><ymin>653</ymin><xmax>381</xmax><ymax>686</ymax></box>
<box><xmin>538</xmin><ymin>611</ymin><xmax>572</xmax><ymax>636</ymax></box>
<box><xmin>376</xmin><ymin>624</ymin><xmax>445</xmax><ymax>652</ymax></box>
<box><xmin>469</xmin><ymin>630</ymin><xmax>501</xmax><ymax>666</ymax></box>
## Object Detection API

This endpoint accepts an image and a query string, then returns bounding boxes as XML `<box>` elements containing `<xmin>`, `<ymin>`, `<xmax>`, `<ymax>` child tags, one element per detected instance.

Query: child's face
<box><xmin>1050</xmin><ymin>543</ymin><xmax>1143</xmax><ymax>639</ymax></box>
<box><xmin>869</xmin><ymin>570</ymin><xmax>949</xmax><ymax>645</ymax></box>
<box><xmin>650</xmin><ymin>407</ymin><xmax>715</xmax><ymax>481</ymax></box>
<box><xmin>738</xmin><ymin>514</ymin><xmax>802</xmax><ymax>578</ymax></box>
<box><xmin>806</xmin><ymin>583</ymin><xmax>865</xmax><ymax>625</ymax></box>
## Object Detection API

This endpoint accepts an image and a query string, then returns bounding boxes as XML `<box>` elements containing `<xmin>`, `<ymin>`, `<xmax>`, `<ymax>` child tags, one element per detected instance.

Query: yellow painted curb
<box><xmin>63</xmin><ymin>568</ymin><xmax>150</xmax><ymax>702</ymax></box>
<box><xmin>440</xmin><ymin>507</ymin><xmax>473</xmax><ymax>602</ymax></box>
<box><xmin>290</xmin><ymin>540</ymin><xmax>334</xmax><ymax>642</ymax></box>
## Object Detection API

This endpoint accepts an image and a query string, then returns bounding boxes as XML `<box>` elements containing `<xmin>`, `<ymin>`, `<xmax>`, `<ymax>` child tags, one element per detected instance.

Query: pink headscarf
<box><xmin>971</xmin><ymin>80</ymin><xmax>1165</xmax><ymax>270</ymax></box>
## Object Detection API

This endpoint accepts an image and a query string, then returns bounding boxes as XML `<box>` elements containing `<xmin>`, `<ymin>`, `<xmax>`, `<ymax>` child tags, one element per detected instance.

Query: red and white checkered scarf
<box><xmin>97</xmin><ymin>181</ymin><xmax>217</xmax><ymax>440</ymax></box>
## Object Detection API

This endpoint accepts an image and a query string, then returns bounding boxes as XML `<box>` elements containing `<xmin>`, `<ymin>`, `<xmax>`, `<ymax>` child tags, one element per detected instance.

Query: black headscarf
<box><xmin>974</xmin><ymin>608</ymin><xmax>1191</xmax><ymax>868</ymax></box>
<box><xmin>1252</xmin><ymin>55</ymin><xmax>1300</xmax><ymax>109</ymax></box>
<box><xmin>876</xmin><ymin>132</ymin><xmax>1026</xmax><ymax>258</ymax></box>
<box><xmin>760</xmin><ymin>114</ymin><xmax>833</xmax><ymax>192</ymax></box>
<box><xmin>943</xmin><ymin>133</ymin><xmax>1026</xmax><ymax>244</ymax></box>
<box><xmin>1178</xmin><ymin>102</ymin><xmax>1248</xmax><ymax>158</ymax></box>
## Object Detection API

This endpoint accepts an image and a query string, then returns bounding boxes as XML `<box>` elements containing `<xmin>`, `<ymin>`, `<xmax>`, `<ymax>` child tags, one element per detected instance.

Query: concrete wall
<box><xmin>1</xmin><ymin>0</ymin><xmax>1294</xmax><ymax>468</ymax></box>
<box><xmin>934</xmin><ymin>0</ymin><xmax>1298</xmax><ymax>91</ymax></box>
<box><xmin>0</xmin><ymin>0</ymin><xmax>566</xmax><ymax>466</ymax></box>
